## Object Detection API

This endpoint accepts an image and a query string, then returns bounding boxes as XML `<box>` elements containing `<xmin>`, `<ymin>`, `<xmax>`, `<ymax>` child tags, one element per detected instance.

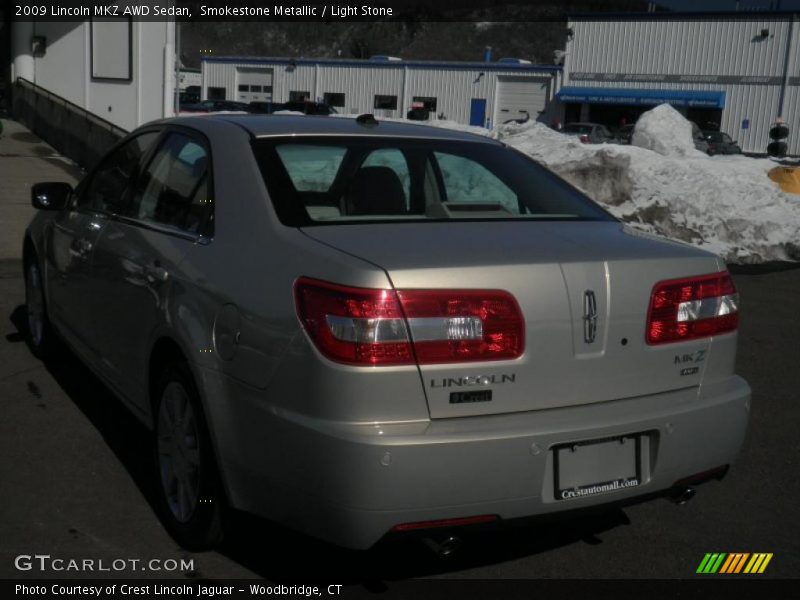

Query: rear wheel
<box><xmin>153</xmin><ymin>362</ymin><xmax>225</xmax><ymax>550</ymax></box>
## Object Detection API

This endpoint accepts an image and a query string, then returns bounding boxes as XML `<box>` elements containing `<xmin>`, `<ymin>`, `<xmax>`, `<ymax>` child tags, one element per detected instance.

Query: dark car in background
<box><xmin>247</xmin><ymin>101</ymin><xmax>277</xmax><ymax>114</ymax></box>
<box><xmin>180</xmin><ymin>99</ymin><xmax>252</xmax><ymax>113</ymax></box>
<box><xmin>615</xmin><ymin>124</ymin><xmax>635</xmax><ymax>145</ymax></box>
<box><xmin>562</xmin><ymin>122</ymin><xmax>615</xmax><ymax>144</ymax></box>
<box><xmin>274</xmin><ymin>101</ymin><xmax>338</xmax><ymax>115</ymax></box>
<box><xmin>703</xmin><ymin>131</ymin><xmax>743</xmax><ymax>155</ymax></box>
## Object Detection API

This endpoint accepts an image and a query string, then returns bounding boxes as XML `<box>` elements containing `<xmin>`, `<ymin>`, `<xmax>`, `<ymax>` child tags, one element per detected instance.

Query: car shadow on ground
<box><xmin>9</xmin><ymin>303</ymin><xmax>636</xmax><ymax>584</ymax></box>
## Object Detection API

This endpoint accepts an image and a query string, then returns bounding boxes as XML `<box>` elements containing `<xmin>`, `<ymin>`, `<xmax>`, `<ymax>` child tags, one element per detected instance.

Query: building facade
<box><xmin>8</xmin><ymin>18</ymin><xmax>176</xmax><ymax>132</ymax></box>
<box><xmin>559</xmin><ymin>12</ymin><xmax>800</xmax><ymax>154</ymax></box>
<box><xmin>202</xmin><ymin>56</ymin><xmax>563</xmax><ymax>128</ymax></box>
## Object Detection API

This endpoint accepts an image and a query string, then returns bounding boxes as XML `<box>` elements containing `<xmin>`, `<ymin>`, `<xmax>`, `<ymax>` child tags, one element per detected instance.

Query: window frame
<box><xmin>323</xmin><ymin>92</ymin><xmax>346</xmax><ymax>108</ymax></box>
<box><xmin>373</xmin><ymin>95</ymin><xmax>398</xmax><ymax>110</ymax></box>
<box><xmin>289</xmin><ymin>90</ymin><xmax>311</xmax><ymax>102</ymax></box>
<box><xmin>412</xmin><ymin>96</ymin><xmax>437</xmax><ymax>111</ymax></box>
<box><xmin>207</xmin><ymin>86</ymin><xmax>226</xmax><ymax>100</ymax></box>
<box><xmin>114</xmin><ymin>125</ymin><xmax>215</xmax><ymax>243</ymax></box>
<box><xmin>71</xmin><ymin>127</ymin><xmax>163</xmax><ymax>216</ymax></box>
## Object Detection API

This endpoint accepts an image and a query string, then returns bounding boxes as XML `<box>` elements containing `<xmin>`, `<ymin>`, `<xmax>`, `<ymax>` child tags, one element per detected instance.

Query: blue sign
<box><xmin>556</xmin><ymin>86</ymin><xmax>726</xmax><ymax>109</ymax></box>
<box><xmin>742</xmin><ymin>119</ymin><xmax>750</xmax><ymax>129</ymax></box>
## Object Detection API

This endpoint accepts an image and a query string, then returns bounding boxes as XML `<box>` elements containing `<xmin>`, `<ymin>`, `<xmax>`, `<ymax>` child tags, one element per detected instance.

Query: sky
<box><xmin>657</xmin><ymin>0</ymin><xmax>800</xmax><ymax>9</ymax></box>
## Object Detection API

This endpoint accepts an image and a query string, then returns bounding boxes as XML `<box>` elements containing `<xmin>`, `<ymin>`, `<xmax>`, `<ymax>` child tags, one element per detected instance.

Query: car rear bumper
<box><xmin>201</xmin><ymin>371</ymin><xmax>750</xmax><ymax>549</ymax></box>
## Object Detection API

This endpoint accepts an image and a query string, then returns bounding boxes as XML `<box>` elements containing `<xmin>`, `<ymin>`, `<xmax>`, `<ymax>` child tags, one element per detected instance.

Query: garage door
<box><xmin>236</xmin><ymin>67</ymin><xmax>274</xmax><ymax>103</ymax></box>
<box><xmin>495</xmin><ymin>77</ymin><xmax>549</xmax><ymax>125</ymax></box>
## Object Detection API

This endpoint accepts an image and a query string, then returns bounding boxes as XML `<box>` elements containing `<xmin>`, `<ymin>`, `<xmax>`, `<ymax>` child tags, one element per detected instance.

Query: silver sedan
<box><xmin>23</xmin><ymin>114</ymin><xmax>750</xmax><ymax>550</ymax></box>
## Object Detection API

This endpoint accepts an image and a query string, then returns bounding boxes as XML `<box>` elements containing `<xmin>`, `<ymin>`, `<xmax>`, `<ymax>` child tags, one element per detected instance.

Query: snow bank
<box><xmin>631</xmin><ymin>103</ymin><xmax>703</xmax><ymax>158</ymax></box>
<box><xmin>411</xmin><ymin>107</ymin><xmax>800</xmax><ymax>263</ymax></box>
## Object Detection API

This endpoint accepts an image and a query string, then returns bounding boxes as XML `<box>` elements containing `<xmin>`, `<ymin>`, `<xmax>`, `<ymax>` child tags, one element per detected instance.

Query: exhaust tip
<box><xmin>423</xmin><ymin>535</ymin><xmax>463</xmax><ymax>558</ymax></box>
<box><xmin>672</xmin><ymin>486</ymin><xmax>697</xmax><ymax>505</ymax></box>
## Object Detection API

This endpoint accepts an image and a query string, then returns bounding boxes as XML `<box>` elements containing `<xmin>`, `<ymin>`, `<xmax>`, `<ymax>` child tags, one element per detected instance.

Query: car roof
<box><xmin>164</xmin><ymin>114</ymin><xmax>502</xmax><ymax>143</ymax></box>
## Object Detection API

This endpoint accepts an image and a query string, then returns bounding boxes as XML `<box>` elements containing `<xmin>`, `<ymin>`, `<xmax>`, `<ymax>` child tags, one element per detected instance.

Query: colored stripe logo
<box><xmin>697</xmin><ymin>553</ymin><xmax>773</xmax><ymax>574</ymax></box>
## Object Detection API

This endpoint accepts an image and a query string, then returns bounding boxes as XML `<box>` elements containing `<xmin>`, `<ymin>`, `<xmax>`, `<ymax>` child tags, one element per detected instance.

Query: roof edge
<box><xmin>569</xmin><ymin>10</ymin><xmax>799</xmax><ymax>21</ymax></box>
<box><xmin>200</xmin><ymin>56</ymin><xmax>562</xmax><ymax>72</ymax></box>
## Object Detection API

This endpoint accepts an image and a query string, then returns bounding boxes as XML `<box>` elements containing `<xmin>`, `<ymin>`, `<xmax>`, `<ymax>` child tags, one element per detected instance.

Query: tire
<box><xmin>24</xmin><ymin>251</ymin><xmax>57</xmax><ymax>360</ymax></box>
<box><xmin>153</xmin><ymin>362</ymin><xmax>225</xmax><ymax>550</ymax></box>
<box><xmin>767</xmin><ymin>141</ymin><xmax>788</xmax><ymax>158</ymax></box>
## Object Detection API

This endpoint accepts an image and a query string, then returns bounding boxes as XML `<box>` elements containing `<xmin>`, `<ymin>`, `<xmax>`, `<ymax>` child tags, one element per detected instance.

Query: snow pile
<box><xmin>427</xmin><ymin>111</ymin><xmax>800</xmax><ymax>262</ymax></box>
<box><xmin>631</xmin><ymin>104</ymin><xmax>704</xmax><ymax>158</ymax></box>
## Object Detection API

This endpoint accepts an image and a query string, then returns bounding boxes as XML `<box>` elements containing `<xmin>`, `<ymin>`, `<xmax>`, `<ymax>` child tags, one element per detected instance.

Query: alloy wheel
<box><xmin>157</xmin><ymin>381</ymin><xmax>201</xmax><ymax>523</ymax></box>
<box><xmin>26</xmin><ymin>261</ymin><xmax>45</xmax><ymax>348</ymax></box>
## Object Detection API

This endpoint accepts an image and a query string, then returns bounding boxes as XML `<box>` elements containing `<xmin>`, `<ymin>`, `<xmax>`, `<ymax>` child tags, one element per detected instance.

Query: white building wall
<box><xmin>15</xmin><ymin>20</ymin><xmax>174</xmax><ymax>131</ymax></box>
<box><xmin>203</xmin><ymin>58</ymin><xmax>559</xmax><ymax>126</ymax></box>
<box><xmin>28</xmin><ymin>23</ymin><xmax>88</xmax><ymax>105</ymax></box>
<box><xmin>567</xmin><ymin>18</ymin><xmax>792</xmax><ymax>77</ymax></box>
<box><xmin>273</xmin><ymin>64</ymin><xmax>316</xmax><ymax>103</ymax></box>
<box><xmin>405</xmin><ymin>68</ymin><xmax>495</xmax><ymax>123</ymax></box>
<box><xmin>564</xmin><ymin>16</ymin><xmax>800</xmax><ymax>154</ymax></box>
<box><xmin>315</xmin><ymin>65</ymin><xmax>404</xmax><ymax>116</ymax></box>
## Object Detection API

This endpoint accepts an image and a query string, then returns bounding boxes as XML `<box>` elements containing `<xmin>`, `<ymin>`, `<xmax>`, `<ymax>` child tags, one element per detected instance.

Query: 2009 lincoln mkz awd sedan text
<box><xmin>23</xmin><ymin>114</ymin><xmax>750</xmax><ymax>550</ymax></box>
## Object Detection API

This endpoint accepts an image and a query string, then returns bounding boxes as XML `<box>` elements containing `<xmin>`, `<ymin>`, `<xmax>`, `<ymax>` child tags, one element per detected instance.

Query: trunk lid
<box><xmin>302</xmin><ymin>221</ymin><xmax>724</xmax><ymax>418</ymax></box>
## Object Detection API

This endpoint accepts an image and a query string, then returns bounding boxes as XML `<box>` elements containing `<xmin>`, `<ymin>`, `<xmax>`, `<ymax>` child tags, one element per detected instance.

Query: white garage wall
<box><xmin>203</xmin><ymin>58</ymin><xmax>561</xmax><ymax>126</ymax></box>
<box><xmin>564</xmin><ymin>16</ymin><xmax>800</xmax><ymax>154</ymax></box>
<box><xmin>25</xmin><ymin>20</ymin><xmax>174</xmax><ymax>132</ymax></box>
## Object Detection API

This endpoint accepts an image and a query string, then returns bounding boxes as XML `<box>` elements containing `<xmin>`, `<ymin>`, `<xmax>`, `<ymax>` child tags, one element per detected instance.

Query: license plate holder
<box><xmin>554</xmin><ymin>435</ymin><xmax>641</xmax><ymax>501</ymax></box>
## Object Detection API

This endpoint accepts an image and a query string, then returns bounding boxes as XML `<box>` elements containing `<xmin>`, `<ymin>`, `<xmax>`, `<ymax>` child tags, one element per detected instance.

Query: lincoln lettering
<box><xmin>430</xmin><ymin>374</ymin><xmax>516</xmax><ymax>388</ymax></box>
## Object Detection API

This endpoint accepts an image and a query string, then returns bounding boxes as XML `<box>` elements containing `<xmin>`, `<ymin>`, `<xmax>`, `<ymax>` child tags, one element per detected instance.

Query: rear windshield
<box><xmin>251</xmin><ymin>136</ymin><xmax>614</xmax><ymax>226</ymax></box>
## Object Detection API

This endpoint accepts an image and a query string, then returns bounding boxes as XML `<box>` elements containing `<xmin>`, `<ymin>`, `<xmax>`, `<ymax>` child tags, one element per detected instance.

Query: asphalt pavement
<box><xmin>0</xmin><ymin>119</ymin><xmax>798</xmax><ymax>587</ymax></box>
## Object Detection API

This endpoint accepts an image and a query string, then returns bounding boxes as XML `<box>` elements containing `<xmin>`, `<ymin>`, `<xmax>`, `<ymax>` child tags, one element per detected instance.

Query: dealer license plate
<box><xmin>554</xmin><ymin>435</ymin><xmax>641</xmax><ymax>501</ymax></box>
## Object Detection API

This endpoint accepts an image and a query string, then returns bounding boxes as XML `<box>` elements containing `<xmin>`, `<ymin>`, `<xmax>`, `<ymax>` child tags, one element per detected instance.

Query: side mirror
<box><xmin>32</xmin><ymin>182</ymin><xmax>72</xmax><ymax>210</ymax></box>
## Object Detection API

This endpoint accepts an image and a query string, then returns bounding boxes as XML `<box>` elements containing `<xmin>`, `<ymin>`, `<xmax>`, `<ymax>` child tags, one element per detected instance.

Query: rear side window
<box><xmin>433</xmin><ymin>151</ymin><xmax>517</xmax><ymax>210</ymax></box>
<box><xmin>276</xmin><ymin>144</ymin><xmax>345</xmax><ymax>192</ymax></box>
<box><xmin>79</xmin><ymin>132</ymin><xmax>158</xmax><ymax>213</ymax></box>
<box><xmin>129</xmin><ymin>132</ymin><xmax>212</xmax><ymax>235</ymax></box>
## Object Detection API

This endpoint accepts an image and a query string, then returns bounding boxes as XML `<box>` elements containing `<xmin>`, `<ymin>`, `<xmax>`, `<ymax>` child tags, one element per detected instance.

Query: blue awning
<box><xmin>556</xmin><ymin>86</ymin><xmax>725</xmax><ymax>109</ymax></box>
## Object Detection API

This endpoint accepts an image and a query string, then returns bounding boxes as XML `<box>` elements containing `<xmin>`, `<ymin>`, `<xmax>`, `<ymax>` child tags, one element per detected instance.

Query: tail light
<box><xmin>579</xmin><ymin>134</ymin><xmax>590</xmax><ymax>143</ymax></box>
<box><xmin>646</xmin><ymin>272</ymin><xmax>739</xmax><ymax>345</ymax></box>
<box><xmin>294</xmin><ymin>277</ymin><xmax>524</xmax><ymax>365</ymax></box>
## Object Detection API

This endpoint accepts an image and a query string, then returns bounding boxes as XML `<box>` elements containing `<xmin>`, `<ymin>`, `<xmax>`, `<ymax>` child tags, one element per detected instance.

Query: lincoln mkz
<box><xmin>24</xmin><ymin>115</ymin><xmax>750</xmax><ymax>550</ymax></box>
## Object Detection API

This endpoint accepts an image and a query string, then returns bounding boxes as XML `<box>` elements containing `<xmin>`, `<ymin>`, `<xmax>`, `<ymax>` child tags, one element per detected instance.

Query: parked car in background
<box><xmin>180</xmin><ymin>99</ymin><xmax>252</xmax><ymax>113</ymax></box>
<box><xmin>273</xmin><ymin>101</ymin><xmax>337</xmax><ymax>115</ymax></box>
<box><xmin>615</xmin><ymin>124</ymin><xmax>635</xmax><ymax>145</ymax></box>
<box><xmin>703</xmin><ymin>131</ymin><xmax>743</xmax><ymax>155</ymax></box>
<box><xmin>247</xmin><ymin>101</ymin><xmax>277</xmax><ymax>114</ymax></box>
<box><xmin>23</xmin><ymin>114</ymin><xmax>749</xmax><ymax>552</ymax></box>
<box><xmin>689</xmin><ymin>122</ymin><xmax>711</xmax><ymax>154</ymax></box>
<box><xmin>562</xmin><ymin>122</ymin><xmax>615</xmax><ymax>144</ymax></box>
<box><xmin>179</xmin><ymin>90</ymin><xmax>200</xmax><ymax>106</ymax></box>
